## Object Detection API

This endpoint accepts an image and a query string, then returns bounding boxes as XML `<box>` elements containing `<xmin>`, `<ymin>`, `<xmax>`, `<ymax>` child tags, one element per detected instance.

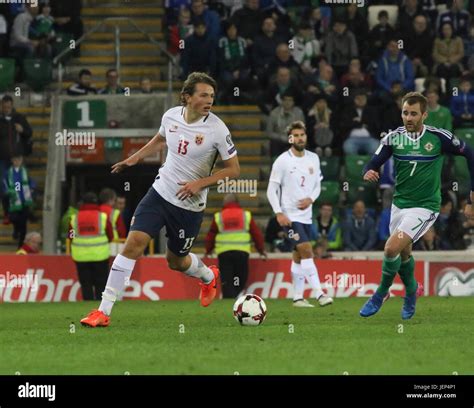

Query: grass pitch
<box><xmin>0</xmin><ymin>297</ymin><xmax>473</xmax><ymax>375</ymax></box>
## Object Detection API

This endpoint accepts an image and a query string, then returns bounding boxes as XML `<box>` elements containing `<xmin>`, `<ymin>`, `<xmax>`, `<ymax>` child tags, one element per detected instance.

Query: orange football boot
<box><xmin>199</xmin><ymin>265</ymin><xmax>219</xmax><ymax>307</ymax></box>
<box><xmin>80</xmin><ymin>309</ymin><xmax>110</xmax><ymax>327</ymax></box>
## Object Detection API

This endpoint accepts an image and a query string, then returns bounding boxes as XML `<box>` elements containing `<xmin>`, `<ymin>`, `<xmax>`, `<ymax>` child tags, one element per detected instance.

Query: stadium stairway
<box><xmin>63</xmin><ymin>0</ymin><xmax>183</xmax><ymax>93</ymax></box>
<box><xmin>0</xmin><ymin>106</ymin><xmax>49</xmax><ymax>252</ymax></box>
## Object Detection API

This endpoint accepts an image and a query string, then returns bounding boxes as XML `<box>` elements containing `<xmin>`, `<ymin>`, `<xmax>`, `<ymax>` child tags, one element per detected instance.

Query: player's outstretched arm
<box><xmin>362</xmin><ymin>139</ymin><xmax>393</xmax><ymax>182</ymax></box>
<box><xmin>111</xmin><ymin>133</ymin><xmax>166</xmax><ymax>173</ymax></box>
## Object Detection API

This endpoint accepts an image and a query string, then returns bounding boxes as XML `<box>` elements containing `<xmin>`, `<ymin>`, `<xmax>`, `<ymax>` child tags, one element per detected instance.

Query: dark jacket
<box><xmin>403</xmin><ymin>28</ymin><xmax>435</xmax><ymax>67</ymax></box>
<box><xmin>340</xmin><ymin>104</ymin><xmax>380</xmax><ymax>140</ymax></box>
<box><xmin>0</xmin><ymin>109</ymin><xmax>33</xmax><ymax>159</ymax></box>
<box><xmin>180</xmin><ymin>32</ymin><xmax>217</xmax><ymax>78</ymax></box>
<box><xmin>343</xmin><ymin>214</ymin><xmax>377</xmax><ymax>251</ymax></box>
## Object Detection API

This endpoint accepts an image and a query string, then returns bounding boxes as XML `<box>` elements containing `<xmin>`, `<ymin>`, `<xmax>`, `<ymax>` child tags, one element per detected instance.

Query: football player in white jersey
<box><xmin>266</xmin><ymin>121</ymin><xmax>333</xmax><ymax>307</ymax></box>
<box><xmin>81</xmin><ymin>72</ymin><xmax>240</xmax><ymax>327</ymax></box>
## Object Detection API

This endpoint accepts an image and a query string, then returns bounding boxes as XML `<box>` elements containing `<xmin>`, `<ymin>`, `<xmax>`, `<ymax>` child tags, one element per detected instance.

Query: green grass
<box><xmin>0</xmin><ymin>297</ymin><xmax>473</xmax><ymax>375</ymax></box>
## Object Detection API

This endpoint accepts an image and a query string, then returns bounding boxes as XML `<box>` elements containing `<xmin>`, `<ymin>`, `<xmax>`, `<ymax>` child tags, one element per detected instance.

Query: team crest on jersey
<box><xmin>309</xmin><ymin>167</ymin><xmax>314</xmax><ymax>175</ymax></box>
<box><xmin>424</xmin><ymin>142</ymin><xmax>434</xmax><ymax>152</ymax></box>
<box><xmin>195</xmin><ymin>134</ymin><xmax>204</xmax><ymax>145</ymax></box>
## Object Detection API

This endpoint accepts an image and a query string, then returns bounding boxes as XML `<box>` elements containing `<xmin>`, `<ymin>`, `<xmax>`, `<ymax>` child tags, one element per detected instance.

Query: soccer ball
<box><xmin>233</xmin><ymin>294</ymin><xmax>267</xmax><ymax>326</ymax></box>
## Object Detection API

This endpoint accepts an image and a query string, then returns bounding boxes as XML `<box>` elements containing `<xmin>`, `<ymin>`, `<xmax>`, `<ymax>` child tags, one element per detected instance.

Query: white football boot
<box><xmin>317</xmin><ymin>294</ymin><xmax>334</xmax><ymax>307</ymax></box>
<box><xmin>293</xmin><ymin>299</ymin><xmax>315</xmax><ymax>307</ymax></box>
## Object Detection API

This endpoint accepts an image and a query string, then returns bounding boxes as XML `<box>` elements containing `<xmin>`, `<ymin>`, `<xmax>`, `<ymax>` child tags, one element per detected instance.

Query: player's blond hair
<box><xmin>180</xmin><ymin>72</ymin><xmax>217</xmax><ymax>105</ymax></box>
<box><xmin>286</xmin><ymin>120</ymin><xmax>306</xmax><ymax>136</ymax></box>
<box><xmin>401</xmin><ymin>92</ymin><xmax>428</xmax><ymax>113</ymax></box>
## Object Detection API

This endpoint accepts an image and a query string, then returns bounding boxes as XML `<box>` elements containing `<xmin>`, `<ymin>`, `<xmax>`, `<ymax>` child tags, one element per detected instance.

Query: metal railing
<box><xmin>53</xmin><ymin>17</ymin><xmax>177</xmax><ymax>108</ymax></box>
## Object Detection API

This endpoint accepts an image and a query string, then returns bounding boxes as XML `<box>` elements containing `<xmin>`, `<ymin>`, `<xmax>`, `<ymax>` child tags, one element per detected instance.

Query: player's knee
<box><xmin>122</xmin><ymin>236</ymin><xmax>147</xmax><ymax>259</ymax></box>
<box><xmin>384</xmin><ymin>243</ymin><xmax>401</xmax><ymax>259</ymax></box>
<box><xmin>297</xmin><ymin>243</ymin><xmax>313</xmax><ymax>259</ymax></box>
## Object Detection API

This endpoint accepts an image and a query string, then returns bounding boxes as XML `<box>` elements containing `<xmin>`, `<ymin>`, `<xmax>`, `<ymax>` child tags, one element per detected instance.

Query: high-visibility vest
<box><xmin>214</xmin><ymin>207</ymin><xmax>252</xmax><ymax>255</ymax></box>
<box><xmin>70</xmin><ymin>211</ymin><xmax>109</xmax><ymax>262</ymax></box>
<box><xmin>99</xmin><ymin>205</ymin><xmax>121</xmax><ymax>240</ymax></box>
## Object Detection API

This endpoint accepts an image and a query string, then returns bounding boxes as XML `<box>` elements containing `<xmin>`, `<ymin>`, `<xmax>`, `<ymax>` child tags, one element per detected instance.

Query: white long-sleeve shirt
<box><xmin>266</xmin><ymin>149</ymin><xmax>323</xmax><ymax>224</ymax></box>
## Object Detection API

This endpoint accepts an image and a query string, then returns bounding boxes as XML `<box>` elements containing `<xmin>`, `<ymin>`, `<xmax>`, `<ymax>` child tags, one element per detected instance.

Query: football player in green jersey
<box><xmin>360</xmin><ymin>92</ymin><xmax>474</xmax><ymax>319</ymax></box>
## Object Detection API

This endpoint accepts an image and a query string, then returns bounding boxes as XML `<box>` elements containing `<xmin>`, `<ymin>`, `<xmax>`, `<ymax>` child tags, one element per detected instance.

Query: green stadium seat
<box><xmin>320</xmin><ymin>157</ymin><xmax>341</xmax><ymax>181</ymax></box>
<box><xmin>317</xmin><ymin>181</ymin><xmax>340</xmax><ymax>206</ymax></box>
<box><xmin>346</xmin><ymin>181</ymin><xmax>378</xmax><ymax>208</ymax></box>
<box><xmin>454</xmin><ymin>128</ymin><xmax>474</xmax><ymax>149</ymax></box>
<box><xmin>52</xmin><ymin>32</ymin><xmax>75</xmax><ymax>62</ymax></box>
<box><xmin>23</xmin><ymin>59</ymin><xmax>52</xmax><ymax>91</ymax></box>
<box><xmin>0</xmin><ymin>58</ymin><xmax>15</xmax><ymax>92</ymax></box>
<box><xmin>344</xmin><ymin>155</ymin><xmax>371</xmax><ymax>183</ymax></box>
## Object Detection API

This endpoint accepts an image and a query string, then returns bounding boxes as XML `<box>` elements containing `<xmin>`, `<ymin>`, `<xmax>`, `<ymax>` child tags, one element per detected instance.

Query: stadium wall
<box><xmin>0</xmin><ymin>255</ymin><xmax>472</xmax><ymax>302</ymax></box>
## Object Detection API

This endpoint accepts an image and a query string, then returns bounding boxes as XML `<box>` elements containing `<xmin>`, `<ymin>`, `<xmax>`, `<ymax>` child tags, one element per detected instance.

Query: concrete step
<box><xmin>82</xmin><ymin>6</ymin><xmax>164</xmax><ymax>16</ymax></box>
<box><xmin>72</xmin><ymin>55</ymin><xmax>166</xmax><ymax>65</ymax></box>
<box><xmin>88</xmin><ymin>32</ymin><xmax>164</xmax><ymax>41</ymax></box>
<box><xmin>65</xmin><ymin>65</ymin><xmax>161</xmax><ymax>79</ymax></box>
<box><xmin>60</xmin><ymin>80</ymin><xmax>182</xmax><ymax>91</ymax></box>
<box><xmin>83</xmin><ymin>18</ymin><xmax>162</xmax><ymax>32</ymax></box>
<box><xmin>81</xmin><ymin>42</ymin><xmax>162</xmax><ymax>57</ymax></box>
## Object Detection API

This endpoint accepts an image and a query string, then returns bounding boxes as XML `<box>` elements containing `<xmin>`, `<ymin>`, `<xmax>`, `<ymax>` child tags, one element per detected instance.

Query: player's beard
<box><xmin>292</xmin><ymin>142</ymin><xmax>306</xmax><ymax>152</ymax></box>
<box><xmin>405</xmin><ymin>118</ymin><xmax>423</xmax><ymax>136</ymax></box>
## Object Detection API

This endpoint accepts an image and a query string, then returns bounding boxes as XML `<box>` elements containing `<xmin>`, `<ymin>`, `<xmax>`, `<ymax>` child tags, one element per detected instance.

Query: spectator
<box><xmin>266</xmin><ymin>91</ymin><xmax>304</xmax><ymax>157</ymax></box>
<box><xmin>266</xmin><ymin>3</ymin><xmax>292</xmax><ymax>41</ymax></box>
<box><xmin>425</xmin><ymin>89</ymin><xmax>453</xmax><ymax>131</ymax></box>
<box><xmin>344</xmin><ymin>3</ymin><xmax>369</xmax><ymax>62</ymax></box>
<box><xmin>50</xmin><ymin>0</ymin><xmax>83</xmax><ymax>55</ymax></box>
<box><xmin>139</xmin><ymin>76</ymin><xmax>154</xmax><ymax>94</ymax></box>
<box><xmin>58</xmin><ymin>201</ymin><xmax>78</xmax><ymax>250</ymax></box>
<box><xmin>3</xmin><ymin>153</ymin><xmax>35</xmax><ymax>248</ymax></box>
<box><xmin>30</xmin><ymin>3</ymin><xmax>55</xmax><ymax>51</ymax></box>
<box><xmin>70</xmin><ymin>191</ymin><xmax>114</xmax><ymax>301</ymax></box>
<box><xmin>230</xmin><ymin>0</ymin><xmax>263</xmax><ymax>46</ymax></box>
<box><xmin>205</xmin><ymin>193</ymin><xmax>266</xmax><ymax>298</ymax></box>
<box><xmin>432</xmin><ymin>22</ymin><xmax>464</xmax><ymax>82</ymax></box>
<box><xmin>460</xmin><ymin>197</ymin><xmax>474</xmax><ymax>248</ymax></box>
<box><xmin>164</xmin><ymin>0</ymin><xmax>192</xmax><ymax>26</ymax></box>
<box><xmin>16</xmin><ymin>231</ymin><xmax>42</xmax><ymax>254</ymax></box>
<box><xmin>382</xmin><ymin>93</ymin><xmax>403</xmax><ymax>131</ymax></box>
<box><xmin>343</xmin><ymin>200</ymin><xmax>377</xmax><ymax>251</ymax></box>
<box><xmin>217</xmin><ymin>21</ymin><xmax>251</xmax><ymax>103</ymax></box>
<box><xmin>264</xmin><ymin>215</ymin><xmax>292</xmax><ymax>252</ymax></box>
<box><xmin>115</xmin><ymin>194</ymin><xmax>133</xmax><ymax>233</ymax></box>
<box><xmin>437</xmin><ymin>0</ymin><xmax>471</xmax><ymax>39</ymax></box>
<box><xmin>414</xmin><ymin>226</ymin><xmax>440</xmax><ymax>250</ymax></box>
<box><xmin>0</xmin><ymin>94</ymin><xmax>33</xmax><ymax>226</ymax></box>
<box><xmin>306</xmin><ymin>7</ymin><xmax>330</xmax><ymax>41</ymax></box>
<box><xmin>339</xmin><ymin>58</ymin><xmax>374</xmax><ymax>95</ymax></box>
<box><xmin>0</xmin><ymin>12</ymin><xmax>7</xmax><ymax>57</ymax></box>
<box><xmin>311</xmin><ymin>203</ymin><xmax>342</xmax><ymax>250</ymax></box>
<box><xmin>289</xmin><ymin>22</ymin><xmax>321</xmax><ymax>75</ymax></box>
<box><xmin>180</xmin><ymin>18</ymin><xmax>217</xmax><ymax>78</ymax></box>
<box><xmin>98</xmin><ymin>188</ymin><xmax>127</xmax><ymax>240</ymax></box>
<box><xmin>252</xmin><ymin>16</ymin><xmax>285</xmax><ymax>84</ymax></box>
<box><xmin>368</xmin><ymin>10</ymin><xmax>396</xmax><ymax>62</ymax></box>
<box><xmin>98</xmin><ymin>69</ymin><xmax>126</xmax><ymax>95</ymax></box>
<box><xmin>190</xmin><ymin>0</ymin><xmax>221</xmax><ymax>42</ymax></box>
<box><xmin>434</xmin><ymin>195</ymin><xmax>466</xmax><ymax>249</ymax></box>
<box><xmin>260</xmin><ymin>66</ymin><xmax>301</xmax><ymax>114</ymax></box>
<box><xmin>305</xmin><ymin>94</ymin><xmax>334</xmax><ymax>157</ymax></box>
<box><xmin>450</xmin><ymin>77</ymin><xmax>474</xmax><ymax>127</ymax></box>
<box><xmin>403</xmin><ymin>14</ymin><xmax>434</xmax><ymax>78</ymax></box>
<box><xmin>342</xmin><ymin>89</ymin><xmax>380</xmax><ymax>155</ymax></box>
<box><xmin>266</xmin><ymin>42</ymin><xmax>302</xmax><ymax>83</ymax></box>
<box><xmin>303</xmin><ymin>62</ymin><xmax>339</xmax><ymax>109</ymax></box>
<box><xmin>397</xmin><ymin>0</ymin><xmax>423</xmax><ymax>34</ymax></box>
<box><xmin>167</xmin><ymin>6</ymin><xmax>193</xmax><ymax>56</ymax></box>
<box><xmin>9</xmin><ymin>4</ymin><xmax>40</xmax><ymax>59</ymax></box>
<box><xmin>67</xmin><ymin>69</ymin><xmax>97</xmax><ymax>96</ymax></box>
<box><xmin>376</xmin><ymin>39</ymin><xmax>415</xmax><ymax>96</ymax></box>
<box><xmin>324</xmin><ymin>17</ymin><xmax>358</xmax><ymax>78</ymax></box>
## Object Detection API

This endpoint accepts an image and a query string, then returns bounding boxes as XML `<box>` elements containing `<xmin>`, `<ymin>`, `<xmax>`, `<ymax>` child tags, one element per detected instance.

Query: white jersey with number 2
<box><xmin>153</xmin><ymin>106</ymin><xmax>237</xmax><ymax>212</ymax></box>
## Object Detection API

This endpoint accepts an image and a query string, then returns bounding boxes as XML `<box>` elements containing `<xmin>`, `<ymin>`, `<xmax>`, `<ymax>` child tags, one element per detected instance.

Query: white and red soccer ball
<box><xmin>233</xmin><ymin>294</ymin><xmax>267</xmax><ymax>326</ymax></box>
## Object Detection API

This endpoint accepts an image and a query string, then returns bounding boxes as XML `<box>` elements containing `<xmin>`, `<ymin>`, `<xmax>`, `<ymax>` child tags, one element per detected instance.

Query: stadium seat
<box><xmin>23</xmin><ymin>59</ymin><xmax>52</xmax><ymax>91</ymax></box>
<box><xmin>455</xmin><ymin>128</ymin><xmax>474</xmax><ymax>149</ymax></box>
<box><xmin>0</xmin><ymin>58</ymin><xmax>15</xmax><ymax>92</ymax></box>
<box><xmin>346</xmin><ymin>181</ymin><xmax>378</xmax><ymax>208</ymax></box>
<box><xmin>318</xmin><ymin>181</ymin><xmax>340</xmax><ymax>206</ymax></box>
<box><xmin>344</xmin><ymin>155</ymin><xmax>371</xmax><ymax>183</ymax></box>
<box><xmin>320</xmin><ymin>157</ymin><xmax>341</xmax><ymax>181</ymax></box>
<box><xmin>367</xmin><ymin>5</ymin><xmax>399</xmax><ymax>29</ymax></box>
<box><xmin>52</xmin><ymin>32</ymin><xmax>75</xmax><ymax>61</ymax></box>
